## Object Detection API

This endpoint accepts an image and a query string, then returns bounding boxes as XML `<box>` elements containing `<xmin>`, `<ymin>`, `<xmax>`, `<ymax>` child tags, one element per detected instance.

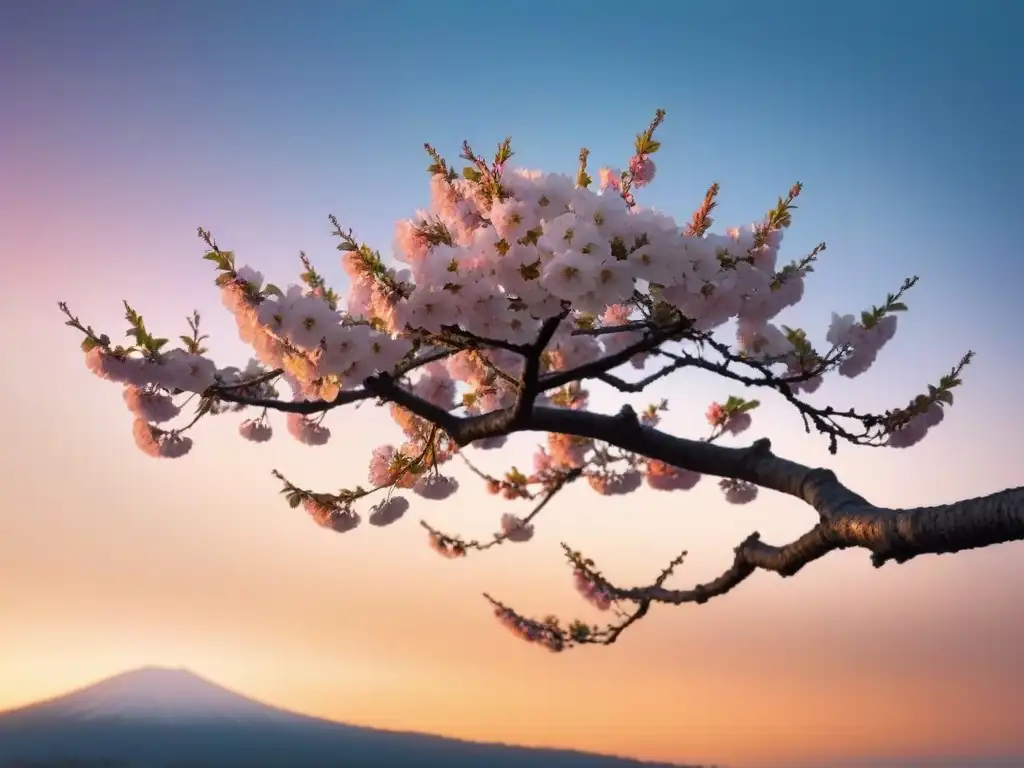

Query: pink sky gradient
<box><xmin>2</xmin><ymin>172</ymin><xmax>1022</xmax><ymax>767</ymax></box>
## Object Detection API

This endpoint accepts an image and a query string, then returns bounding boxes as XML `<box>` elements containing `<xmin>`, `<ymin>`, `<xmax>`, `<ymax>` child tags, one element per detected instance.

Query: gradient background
<box><xmin>1</xmin><ymin>2</ymin><xmax>1022</xmax><ymax>766</ymax></box>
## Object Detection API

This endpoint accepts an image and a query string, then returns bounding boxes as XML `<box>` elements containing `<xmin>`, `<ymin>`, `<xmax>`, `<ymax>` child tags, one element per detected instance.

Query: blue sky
<box><xmin>5</xmin><ymin>0</ymin><xmax>1020</xmax><ymax>337</ymax></box>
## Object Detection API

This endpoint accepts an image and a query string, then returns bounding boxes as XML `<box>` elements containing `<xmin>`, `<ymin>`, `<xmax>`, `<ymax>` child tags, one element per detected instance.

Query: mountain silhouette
<box><xmin>0</xmin><ymin>667</ymin><xmax>709</xmax><ymax>768</ymax></box>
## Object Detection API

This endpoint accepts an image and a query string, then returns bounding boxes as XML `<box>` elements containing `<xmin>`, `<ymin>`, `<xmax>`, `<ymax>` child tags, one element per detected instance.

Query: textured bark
<box><xmin>359</xmin><ymin>382</ymin><xmax>1024</xmax><ymax>571</ymax></box>
<box><xmin>216</xmin><ymin>366</ymin><xmax>1023</xmax><ymax>584</ymax></box>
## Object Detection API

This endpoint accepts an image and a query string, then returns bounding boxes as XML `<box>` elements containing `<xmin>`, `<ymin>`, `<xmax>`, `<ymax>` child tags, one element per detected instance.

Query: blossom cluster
<box><xmin>76</xmin><ymin>153</ymin><xmax>911</xmax><ymax>462</ymax></box>
<box><xmin>64</xmin><ymin>110</ymin><xmax>959</xmax><ymax>579</ymax></box>
<box><xmin>493</xmin><ymin>606</ymin><xmax>565</xmax><ymax>653</ymax></box>
<box><xmin>573</xmin><ymin>569</ymin><xmax>614</xmax><ymax>611</ymax></box>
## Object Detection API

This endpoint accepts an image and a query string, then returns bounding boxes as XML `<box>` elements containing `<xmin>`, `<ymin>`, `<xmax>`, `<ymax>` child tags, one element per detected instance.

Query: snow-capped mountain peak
<box><xmin>5</xmin><ymin>666</ymin><xmax>285</xmax><ymax>724</ymax></box>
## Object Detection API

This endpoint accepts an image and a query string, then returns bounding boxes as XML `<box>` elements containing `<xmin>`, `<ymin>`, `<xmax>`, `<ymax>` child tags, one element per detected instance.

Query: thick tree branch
<box><xmin>207</xmin><ymin>348</ymin><xmax>454</xmax><ymax>414</ymax></box>
<box><xmin>413</xmin><ymin>404</ymin><xmax>1023</xmax><ymax>567</ymax></box>
<box><xmin>511</xmin><ymin>312</ymin><xmax>567</xmax><ymax>426</ymax></box>
<box><xmin>562</xmin><ymin>486</ymin><xmax>1024</xmax><ymax>650</ymax></box>
<box><xmin>362</xmin><ymin>372</ymin><xmax>463</xmax><ymax>435</ymax></box>
<box><xmin>538</xmin><ymin>321</ymin><xmax>689</xmax><ymax>393</ymax></box>
<box><xmin>213</xmin><ymin>387</ymin><xmax>371</xmax><ymax>414</ymax></box>
<box><xmin>596</xmin><ymin>355</ymin><xmax>691</xmax><ymax>393</ymax></box>
<box><xmin>600</xmin><ymin>526</ymin><xmax>837</xmax><ymax>607</ymax></box>
<box><xmin>202</xmin><ymin>329</ymin><xmax>1019</xmax><ymax>571</ymax></box>
<box><xmin>487</xmin><ymin>523</ymin><xmax>839</xmax><ymax>650</ymax></box>
<box><xmin>492</xmin><ymin>467</ymin><xmax>1019</xmax><ymax>649</ymax></box>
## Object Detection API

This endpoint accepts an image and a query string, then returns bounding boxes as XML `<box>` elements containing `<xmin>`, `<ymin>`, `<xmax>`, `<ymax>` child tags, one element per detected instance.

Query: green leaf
<box><xmin>336</xmin><ymin>242</ymin><xmax>358</xmax><ymax>252</ymax></box>
<box><xmin>202</xmin><ymin>251</ymin><xmax>222</xmax><ymax>262</ymax></box>
<box><xmin>463</xmin><ymin>166</ymin><xmax>482</xmax><ymax>182</ymax></box>
<box><xmin>738</xmin><ymin>399</ymin><xmax>761</xmax><ymax>412</ymax></box>
<box><xmin>263</xmin><ymin>283</ymin><xmax>283</xmax><ymax>298</ymax></box>
<box><xmin>569</xmin><ymin>621</ymin><xmax>590</xmax><ymax>641</ymax></box>
<box><xmin>888</xmin><ymin>302</ymin><xmax>908</xmax><ymax>312</ymax></box>
<box><xmin>214</xmin><ymin>272</ymin><xmax>234</xmax><ymax>287</ymax></box>
<box><xmin>646</xmin><ymin>140</ymin><xmax>661</xmax><ymax>154</ymax></box>
<box><xmin>937</xmin><ymin>390</ymin><xmax>954</xmax><ymax>405</ymax></box>
<box><xmin>126</xmin><ymin>327</ymin><xmax>150</xmax><ymax>346</ymax></box>
<box><xmin>80</xmin><ymin>338</ymin><xmax>98</xmax><ymax>353</ymax></box>
<box><xmin>288</xmin><ymin>494</ymin><xmax>302</xmax><ymax>508</ymax></box>
<box><xmin>122</xmin><ymin>301</ymin><xmax>143</xmax><ymax>327</ymax></box>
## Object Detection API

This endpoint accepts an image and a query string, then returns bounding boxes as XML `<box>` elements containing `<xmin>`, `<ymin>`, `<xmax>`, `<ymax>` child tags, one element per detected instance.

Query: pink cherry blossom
<box><xmin>369</xmin><ymin>496</ymin><xmax>410</xmax><ymax>527</ymax></box>
<box><xmin>719</xmin><ymin>478</ymin><xmax>758</xmax><ymax>504</ymax></box>
<box><xmin>413</xmin><ymin>474</ymin><xmax>459</xmax><ymax>500</ymax></box>
<box><xmin>239</xmin><ymin>419</ymin><xmax>273</xmax><ymax>442</ymax></box>
<box><xmin>63</xmin><ymin>109</ymin><xmax>962</xmax><ymax>654</ymax></box>
<box><xmin>501</xmin><ymin>514</ymin><xmax>535</xmax><ymax>543</ymax></box>
<box><xmin>123</xmin><ymin>386</ymin><xmax>180</xmax><ymax>423</ymax></box>
<box><xmin>628</xmin><ymin>154</ymin><xmax>656</xmax><ymax>187</ymax></box>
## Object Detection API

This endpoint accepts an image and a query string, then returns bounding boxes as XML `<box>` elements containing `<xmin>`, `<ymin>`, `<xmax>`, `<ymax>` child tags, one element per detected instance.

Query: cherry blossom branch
<box><xmin>484</xmin><ymin>454</ymin><xmax>1022</xmax><ymax>649</ymax></box>
<box><xmin>482</xmin><ymin>545</ymin><xmax>690</xmax><ymax>650</ymax></box>
<box><xmin>363</xmin><ymin>372</ymin><xmax>463</xmax><ymax>433</ymax></box>
<box><xmin>360</xmin><ymin>385</ymin><xmax>1023</xmax><ymax>567</ymax></box>
<box><xmin>606</xmin><ymin>429</ymin><xmax>1024</xmax><ymax>565</ymax></box>
<box><xmin>457</xmin><ymin>451</ymin><xmax>520</xmax><ymax>491</ymax></box>
<box><xmin>481</xmin><ymin>523</ymin><xmax>832</xmax><ymax>650</ymax></box>
<box><xmin>595</xmin><ymin>354</ymin><xmax>691</xmax><ymax>393</ymax></box>
<box><xmin>213</xmin><ymin>386</ymin><xmax>371</xmax><ymax>415</ymax></box>
<box><xmin>274</xmin><ymin>425</ymin><xmax>440</xmax><ymax>515</ymax></box>
<box><xmin>649</xmin><ymin>343</ymin><xmax>874</xmax><ymax>451</ymax></box>
<box><xmin>538</xmin><ymin>320</ymin><xmax>691</xmax><ymax>393</ymax></box>
<box><xmin>511</xmin><ymin>311</ymin><xmax>568</xmax><ymax>426</ymax></box>
<box><xmin>571</xmin><ymin>320</ymin><xmax>651</xmax><ymax>337</ymax></box>
<box><xmin>562</xmin><ymin>324</ymin><xmax>835</xmax><ymax>399</ymax></box>
<box><xmin>207</xmin><ymin>348</ymin><xmax>455</xmax><ymax>414</ymax></box>
<box><xmin>61</xmin><ymin>108</ymin><xmax>1018</xmax><ymax>656</ymax></box>
<box><xmin>422</xmin><ymin>466</ymin><xmax>583</xmax><ymax>553</ymax></box>
<box><xmin>215</xmin><ymin>368</ymin><xmax>284</xmax><ymax>391</ymax></box>
<box><xmin>439</xmin><ymin>326</ymin><xmax>531</xmax><ymax>356</ymax></box>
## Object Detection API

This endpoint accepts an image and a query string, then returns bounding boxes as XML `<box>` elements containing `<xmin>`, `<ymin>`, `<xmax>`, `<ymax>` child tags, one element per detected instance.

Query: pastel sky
<box><xmin>1</xmin><ymin>1</ymin><xmax>1022</xmax><ymax>766</ymax></box>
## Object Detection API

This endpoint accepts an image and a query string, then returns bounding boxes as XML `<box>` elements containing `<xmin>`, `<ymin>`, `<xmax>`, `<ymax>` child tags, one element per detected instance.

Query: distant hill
<box><xmin>0</xmin><ymin>667</ymin><xmax>709</xmax><ymax>768</ymax></box>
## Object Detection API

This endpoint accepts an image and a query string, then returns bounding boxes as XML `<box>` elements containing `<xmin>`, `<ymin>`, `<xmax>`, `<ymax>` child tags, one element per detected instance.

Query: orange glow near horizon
<box><xmin>2</xmin><ymin>374</ymin><xmax>1022</xmax><ymax>766</ymax></box>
